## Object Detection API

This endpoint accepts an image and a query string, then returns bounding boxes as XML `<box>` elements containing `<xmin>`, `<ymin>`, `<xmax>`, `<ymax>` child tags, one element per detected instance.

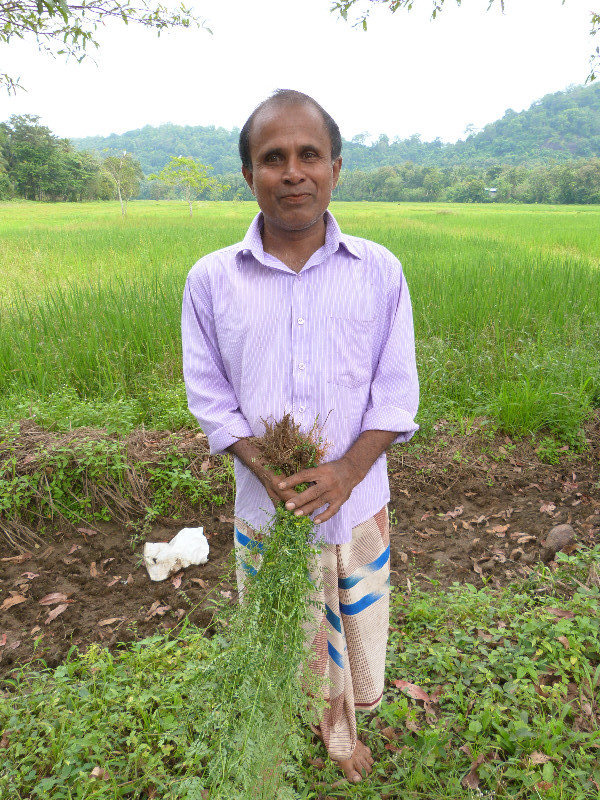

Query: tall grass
<box><xmin>1</xmin><ymin>201</ymin><xmax>599</xmax><ymax>441</ymax></box>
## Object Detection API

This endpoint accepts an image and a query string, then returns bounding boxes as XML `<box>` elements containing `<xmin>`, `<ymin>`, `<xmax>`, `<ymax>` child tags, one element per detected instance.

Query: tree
<box><xmin>332</xmin><ymin>1</ymin><xmax>600</xmax><ymax>81</ymax></box>
<box><xmin>103</xmin><ymin>152</ymin><xmax>143</xmax><ymax>215</ymax></box>
<box><xmin>150</xmin><ymin>155</ymin><xmax>220</xmax><ymax>216</ymax></box>
<box><xmin>1</xmin><ymin>0</ymin><xmax>209</xmax><ymax>94</ymax></box>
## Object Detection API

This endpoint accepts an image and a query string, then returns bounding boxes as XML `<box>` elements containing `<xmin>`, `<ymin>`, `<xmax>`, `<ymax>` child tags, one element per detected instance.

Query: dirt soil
<box><xmin>1</xmin><ymin>417</ymin><xmax>599</xmax><ymax>682</ymax></box>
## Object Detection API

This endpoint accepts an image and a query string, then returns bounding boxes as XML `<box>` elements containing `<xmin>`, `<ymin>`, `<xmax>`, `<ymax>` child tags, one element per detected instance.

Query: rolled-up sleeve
<box><xmin>360</xmin><ymin>263</ymin><xmax>419</xmax><ymax>445</ymax></box>
<box><xmin>182</xmin><ymin>267</ymin><xmax>253</xmax><ymax>455</ymax></box>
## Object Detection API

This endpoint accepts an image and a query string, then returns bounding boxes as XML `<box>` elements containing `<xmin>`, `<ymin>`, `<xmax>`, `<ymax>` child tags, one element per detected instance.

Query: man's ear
<box><xmin>332</xmin><ymin>157</ymin><xmax>342</xmax><ymax>191</ymax></box>
<box><xmin>242</xmin><ymin>166</ymin><xmax>255</xmax><ymax>195</ymax></box>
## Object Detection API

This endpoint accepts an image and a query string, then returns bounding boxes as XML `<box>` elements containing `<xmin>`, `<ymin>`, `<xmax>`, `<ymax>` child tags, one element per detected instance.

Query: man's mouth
<box><xmin>281</xmin><ymin>193</ymin><xmax>311</xmax><ymax>203</ymax></box>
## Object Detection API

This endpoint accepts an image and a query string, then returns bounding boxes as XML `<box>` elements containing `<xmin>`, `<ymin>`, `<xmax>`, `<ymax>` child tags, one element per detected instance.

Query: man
<box><xmin>182</xmin><ymin>89</ymin><xmax>419</xmax><ymax>784</ymax></box>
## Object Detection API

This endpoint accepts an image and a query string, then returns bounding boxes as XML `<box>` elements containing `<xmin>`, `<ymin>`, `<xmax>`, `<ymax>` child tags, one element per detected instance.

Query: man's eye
<box><xmin>265</xmin><ymin>153</ymin><xmax>281</xmax><ymax>163</ymax></box>
<box><xmin>303</xmin><ymin>151</ymin><xmax>317</xmax><ymax>159</ymax></box>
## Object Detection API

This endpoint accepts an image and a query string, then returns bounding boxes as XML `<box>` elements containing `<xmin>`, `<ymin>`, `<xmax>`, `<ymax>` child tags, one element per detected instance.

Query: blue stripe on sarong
<box><xmin>239</xmin><ymin>559</ymin><xmax>257</xmax><ymax>576</ymax></box>
<box><xmin>327</xmin><ymin>640</ymin><xmax>344</xmax><ymax>669</ymax></box>
<box><xmin>340</xmin><ymin>591</ymin><xmax>383</xmax><ymax>616</ymax></box>
<box><xmin>338</xmin><ymin>544</ymin><xmax>390</xmax><ymax>589</ymax></box>
<box><xmin>325</xmin><ymin>603</ymin><xmax>342</xmax><ymax>633</ymax></box>
<box><xmin>235</xmin><ymin>527</ymin><xmax>264</xmax><ymax>553</ymax></box>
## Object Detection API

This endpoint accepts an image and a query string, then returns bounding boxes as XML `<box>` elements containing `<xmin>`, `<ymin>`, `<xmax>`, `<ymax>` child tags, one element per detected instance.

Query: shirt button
<box><xmin>297</xmin><ymin>274</ymin><xmax>302</xmax><ymax>280</ymax></box>
<box><xmin>297</xmin><ymin>317</ymin><xmax>305</xmax><ymax>325</ymax></box>
<box><xmin>298</xmin><ymin>363</ymin><xmax>305</xmax><ymax>371</ymax></box>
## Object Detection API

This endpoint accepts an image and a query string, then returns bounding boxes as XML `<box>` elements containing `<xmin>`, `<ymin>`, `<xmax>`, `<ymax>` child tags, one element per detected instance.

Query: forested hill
<box><xmin>73</xmin><ymin>82</ymin><xmax>600</xmax><ymax>174</ymax></box>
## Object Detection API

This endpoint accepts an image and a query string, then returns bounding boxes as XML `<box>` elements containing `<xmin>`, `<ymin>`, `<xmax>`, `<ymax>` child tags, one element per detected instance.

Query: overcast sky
<box><xmin>0</xmin><ymin>0</ymin><xmax>594</xmax><ymax>143</ymax></box>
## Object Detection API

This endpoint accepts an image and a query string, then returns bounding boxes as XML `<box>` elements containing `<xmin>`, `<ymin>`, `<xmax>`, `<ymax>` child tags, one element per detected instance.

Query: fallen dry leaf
<box><xmin>77</xmin><ymin>527</ymin><xmax>98</xmax><ymax>536</ymax></box>
<box><xmin>420</xmin><ymin>512</ymin><xmax>433</xmax><ymax>521</ymax></box>
<box><xmin>90</xmin><ymin>766</ymin><xmax>110</xmax><ymax>780</ymax></box>
<box><xmin>425</xmin><ymin>527</ymin><xmax>444</xmax><ymax>536</ymax></box>
<box><xmin>380</xmin><ymin>726</ymin><xmax>399</xmax><ymax>741</ymax></box>
<box><xmin>220</xmin><ymin>590</ymin><xmax>233</xmax><ymax>599</ymax></box>
<box><xmin>45</xmin><ymin>604</ymin><xmax>68</xmax><ymax>624</ymax></box>
<box><xmin>557</xmin><ymin>636</ymin><xmax>570</xmax><ymax>649</ymax></box>
<box><xmin>101</xmin><ymin>558</ymin><xmax>115</xmax><ymax>569</ymax></box>
<box><xmin>1</xmin><ymin>593</ymin><xmax>27</xmax><ymax>610</ymax></box>
<box><xmin>145</xmin><ymin>601</ymin><xmax>171</xmax><ymax>620</ymax></box>
<box><xmin>444</xmin><ymin>505</ymin><xmax>464</xmax><ymax>520</ymax></box>
<box><xmin>191</xmin><ymin>578</ymin><xmax>208</xmax><ymax>589</ymax></box>
<box><xmin>488</xmin><ymin>524</ymin><xmax>510</xmax><ymax>535</ymax></box>
<box><xmin>398</xmin><ymin>551</ymin><xmax>408</xmax><ymax>563</ymax></box>
<box><xmin>393</xmin><ymin>679</ymin><xmax>431</xmax><ymax>703</ymax></box>
<box><xmin>40</xmin><ymin>547</ymin><xmax>55</xmax><ymax>559</ymax></box>
<box><xmin>30</xmin><ymin>626</ymin><xmax>41</xmax><ymax>634</ymax></box>
<box><xmin>20</xmin><ymin>572</ymin><xmax>39</xmax><ymax>580</ymax></box>
<box><xmin>39</xmin><ymin>592</ymin><xmax>70</xmax><ymax>606</ymax></box>
<box><xmin>540</xmin><ymin>502</ymin><xmax>557</xmax><ymax>514</ymax></box>
<box><xmin>0</xmin><ymin>634</ymin><xmax>6</xmax><ymax>647</ymax></box>
<box><xmin>68</xmin><ymin>544</ymin><xmax>81</xmax><ymax>555</ymax></box>
<box><xmin>308</xmin><ymin>757</ymin><xmax>325</xmax><ymax>769</ymax></box>
<box><xmin>543</xmin><ymin>607</ymin><xmax>575</xmax><ymax>619</ymax></box>
<box><xmin>218</xmin><ymin>515</ymin><xmax>235</xmax><ymax>524</ymax></box>
<box><xmin>1</xmin><ymin>553</ymin><xmax>31</xmax><ymax>564</ymax></box>
<box><xmin>106</xmin><ymin>576</ymin><xmax>121</xmax><ymax>587</ymax></box>
<box><xmin>90</xmin><ymin>562</ymin><xmax>100</xmax><ymax>578</ymax></box>
<box><xmin>98</xmin><ymin>617</ymin><xmax>125</xmax><ymax>627</ymax></box>
<box><xmin>461</xmin><ymin>753</ymin><xmax>486</xmax><ymax>790</ymax></box>
<box><xmin>200</xmin><ymin>458</ymin><xmax>210</xmax><ymax>473</ymax></box>
<box><xmin>126</xmin><ymin>574</ymin><xmax>134</xmax><ymax>584</ymax></box>
<box><xmin>535</xmin><ymin>781</ymin><xmax>553</xmax><ymax>792</ymax></box>
<box><xmin>171</xmin><ymin>574</ymin><xmax>183</xmax><ymax>589</ymax></box>
<box><xmin>0</xmin><ymin>731</ymin><xmax>9</xmax><ymax>748</ymax></box>
<box><xmin>530</xmin><ymin>752</ymin><xmax>552</xmax><ymax>765</ymax></box>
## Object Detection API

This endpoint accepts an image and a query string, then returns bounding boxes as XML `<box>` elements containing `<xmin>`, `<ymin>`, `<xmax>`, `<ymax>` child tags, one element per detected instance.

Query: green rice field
<box><xmin>1</xmin><ymin>200</ymin><xmax>599</xmax><ymax>441</ymax></box>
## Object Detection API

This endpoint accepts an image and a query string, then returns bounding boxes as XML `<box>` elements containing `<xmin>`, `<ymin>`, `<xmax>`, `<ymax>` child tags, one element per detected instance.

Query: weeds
<box><xmin>2</xmin><ymin>545</ymin><xmax>599</xmax><ymax>799</ymax></box>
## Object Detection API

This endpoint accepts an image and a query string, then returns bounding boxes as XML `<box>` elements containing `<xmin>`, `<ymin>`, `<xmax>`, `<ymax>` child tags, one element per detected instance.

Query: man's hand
<box><xmin>226</xmin><ymin>438</ymin><xmax>300</xmax><ymax>509</ymax></box>
<box><xmin>277</xmin><ymin>457</ymin><xmax>362</xmax><ymax>525</ymax></box>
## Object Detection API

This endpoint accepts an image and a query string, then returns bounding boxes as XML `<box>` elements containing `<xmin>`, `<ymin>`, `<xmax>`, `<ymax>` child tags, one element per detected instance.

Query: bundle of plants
<box><xmin>180</xmin><ymin>415</ymin><xmax>328</xmax><ymax>800</ymax></box>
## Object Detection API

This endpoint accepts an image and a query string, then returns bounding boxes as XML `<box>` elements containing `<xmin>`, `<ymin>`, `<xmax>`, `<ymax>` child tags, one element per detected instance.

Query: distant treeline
<box><xmin>75</xmin><ymin>82</ymin><xmax>600</xmax><ymax>174</ymax></box>
<box><xmin>331</xmin><ymin>161</ymin><xmax>600</xmax><ymax>204</ymax></box>
<box><xmin>3</xmin><ymin>107</ymin><xmax>600</xmax><ymax>205</ymax></box>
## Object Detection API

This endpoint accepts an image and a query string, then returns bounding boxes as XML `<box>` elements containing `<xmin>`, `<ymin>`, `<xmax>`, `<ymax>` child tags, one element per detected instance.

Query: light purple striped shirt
<box><xmin>181</xmin><ymin>210</ymin><xmax>419</xmax><ymax>544</ymax></box>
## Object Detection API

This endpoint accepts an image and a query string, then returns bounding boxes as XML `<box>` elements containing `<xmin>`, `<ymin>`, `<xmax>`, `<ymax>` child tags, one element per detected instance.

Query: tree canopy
<box><xmin>1</xmin><ymin>0</ymin><xmax>208</xmax><ymax>93</ymax></box>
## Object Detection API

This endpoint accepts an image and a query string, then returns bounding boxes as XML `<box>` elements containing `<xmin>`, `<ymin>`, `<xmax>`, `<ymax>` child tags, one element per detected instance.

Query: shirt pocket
<box><xmin>325</xmin><ymin>290</ymin><xmax>375</xmax><ymax>389</ymax></box>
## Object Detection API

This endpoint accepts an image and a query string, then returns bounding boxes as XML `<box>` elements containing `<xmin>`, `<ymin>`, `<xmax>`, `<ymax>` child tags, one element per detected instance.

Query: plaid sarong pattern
<box><xmin>234</xmin><ymin>506</ymin><xmax>390</xmax><ymax>762</ymax></box>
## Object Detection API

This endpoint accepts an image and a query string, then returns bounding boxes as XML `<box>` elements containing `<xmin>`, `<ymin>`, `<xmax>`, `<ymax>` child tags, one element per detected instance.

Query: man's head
<box><xmin>239</xmin><ymin>90</ymin><xmax>343</xmax><ymax>234</ymax></box>
<box><xmin>239</xmin><ymin>89</ymin><xmax>342</xmax><ymax>171</ymax></box>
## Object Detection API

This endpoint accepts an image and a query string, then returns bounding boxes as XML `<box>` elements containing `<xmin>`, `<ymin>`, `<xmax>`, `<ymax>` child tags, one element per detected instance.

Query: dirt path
<box><xmin>1</xmin><ymin>418</ymin><xmax>599</xmax><ymax>681</ymax></box>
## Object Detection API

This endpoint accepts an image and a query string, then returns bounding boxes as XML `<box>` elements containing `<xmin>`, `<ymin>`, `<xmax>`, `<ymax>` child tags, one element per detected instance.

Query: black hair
<box><xmin>238</xmin><ymin>89</ymin><xmax>342</xmax><ymax>170</ymax></box>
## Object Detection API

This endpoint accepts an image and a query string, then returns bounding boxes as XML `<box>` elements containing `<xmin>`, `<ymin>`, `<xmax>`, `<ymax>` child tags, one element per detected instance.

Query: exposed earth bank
<box><xmin>1</xmin><ymin>416</ymin><xmax>599</xmax><ymax>681</ymax></box>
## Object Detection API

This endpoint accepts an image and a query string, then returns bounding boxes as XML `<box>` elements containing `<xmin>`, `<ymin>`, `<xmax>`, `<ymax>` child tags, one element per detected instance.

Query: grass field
<box><xmin>1</xmin><ymin>201</ymin><xmax>599</xmax><ymax>798</ymax></box>
<box><xmin>1</xmin><ymin>200</ymin><xmax>599</xmax><ymax>441</ymax></box>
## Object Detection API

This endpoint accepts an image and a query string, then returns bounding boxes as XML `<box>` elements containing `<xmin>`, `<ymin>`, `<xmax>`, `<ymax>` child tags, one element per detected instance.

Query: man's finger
<box><xmin>314</xmin><ymin>501</ymin><xmax>341</xmax><ymax>525</ymax></box>
<box><xmin>294</xmin><ymin>498</ymin><xmax>329</xmax><ymax>518</ymax></box>
<box><xmin>284</xmin><ymin>483</ymin><xmax>322</xmax><ymax>510</ymax></box>
<box><xmin>278</xmin><ymin>469</ymin><xmax>317</xmax><ymax>490</ymax></box>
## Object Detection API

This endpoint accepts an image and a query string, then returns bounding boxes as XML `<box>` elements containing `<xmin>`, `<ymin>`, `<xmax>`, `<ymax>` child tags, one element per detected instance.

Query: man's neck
<box><xmin>261</xmin><ymin>215</ymin><xmax>327</xmax><ymax>273</ymax></box>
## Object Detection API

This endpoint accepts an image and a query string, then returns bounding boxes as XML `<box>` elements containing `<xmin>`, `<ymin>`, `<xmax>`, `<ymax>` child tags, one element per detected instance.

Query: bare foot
<box><xmin>334</xmin><ymin>739</ymin><xmax>374</xmax><ymax>784</ymax></box>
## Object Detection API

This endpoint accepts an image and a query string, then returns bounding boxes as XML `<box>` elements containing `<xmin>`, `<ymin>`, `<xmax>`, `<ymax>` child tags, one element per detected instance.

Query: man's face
<box><xmin>242</xmin><ymin>103</ymin><xmax>342</xmax><ymax>234</ymax></box>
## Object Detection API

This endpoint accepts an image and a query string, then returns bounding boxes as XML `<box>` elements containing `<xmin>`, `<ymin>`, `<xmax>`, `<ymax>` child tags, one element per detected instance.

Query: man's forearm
<box><xmin>341</xmin><ymin>429</ymin><xmax>398</xmax><ymax>486</ymax></box>
<box><xmin>227</xmin><ymin>438</ymin><xmax>266</xmax><ymax>479</ymax></box>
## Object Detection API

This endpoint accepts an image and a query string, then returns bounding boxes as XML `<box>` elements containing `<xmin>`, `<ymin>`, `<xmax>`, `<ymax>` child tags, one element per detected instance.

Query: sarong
<box><xmin>234</xmin><ymin>505</ymin><xmax>390</xmax><ymax>762</ymax></box>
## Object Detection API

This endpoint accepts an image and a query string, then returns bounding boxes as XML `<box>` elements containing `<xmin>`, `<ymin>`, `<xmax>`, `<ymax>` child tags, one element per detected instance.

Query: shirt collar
<box><xmin>235</xmin><ymin>209</ymin><xmax>361</xmax><ymax>270</ymax></box>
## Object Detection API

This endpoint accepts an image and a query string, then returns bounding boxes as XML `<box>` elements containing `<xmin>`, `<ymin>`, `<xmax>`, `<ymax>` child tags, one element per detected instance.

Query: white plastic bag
<box><xmin>143</xmin><ymin>527</ymin><xmax>209</xmax><ymax>581</ymax></box>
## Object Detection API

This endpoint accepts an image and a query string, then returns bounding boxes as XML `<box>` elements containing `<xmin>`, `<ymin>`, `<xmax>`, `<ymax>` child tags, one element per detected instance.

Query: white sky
<box><xmin>0</xmin><ymin>0</ymin><xmax>595</xmax><ymax>143</ymax></box>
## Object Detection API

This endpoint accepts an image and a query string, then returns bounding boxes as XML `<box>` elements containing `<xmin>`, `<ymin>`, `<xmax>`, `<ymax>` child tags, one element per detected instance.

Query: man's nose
<box><xmin>282</xmin><ymin>156</ymin><xmax>304</xmax><ymax>183</ymax></box>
